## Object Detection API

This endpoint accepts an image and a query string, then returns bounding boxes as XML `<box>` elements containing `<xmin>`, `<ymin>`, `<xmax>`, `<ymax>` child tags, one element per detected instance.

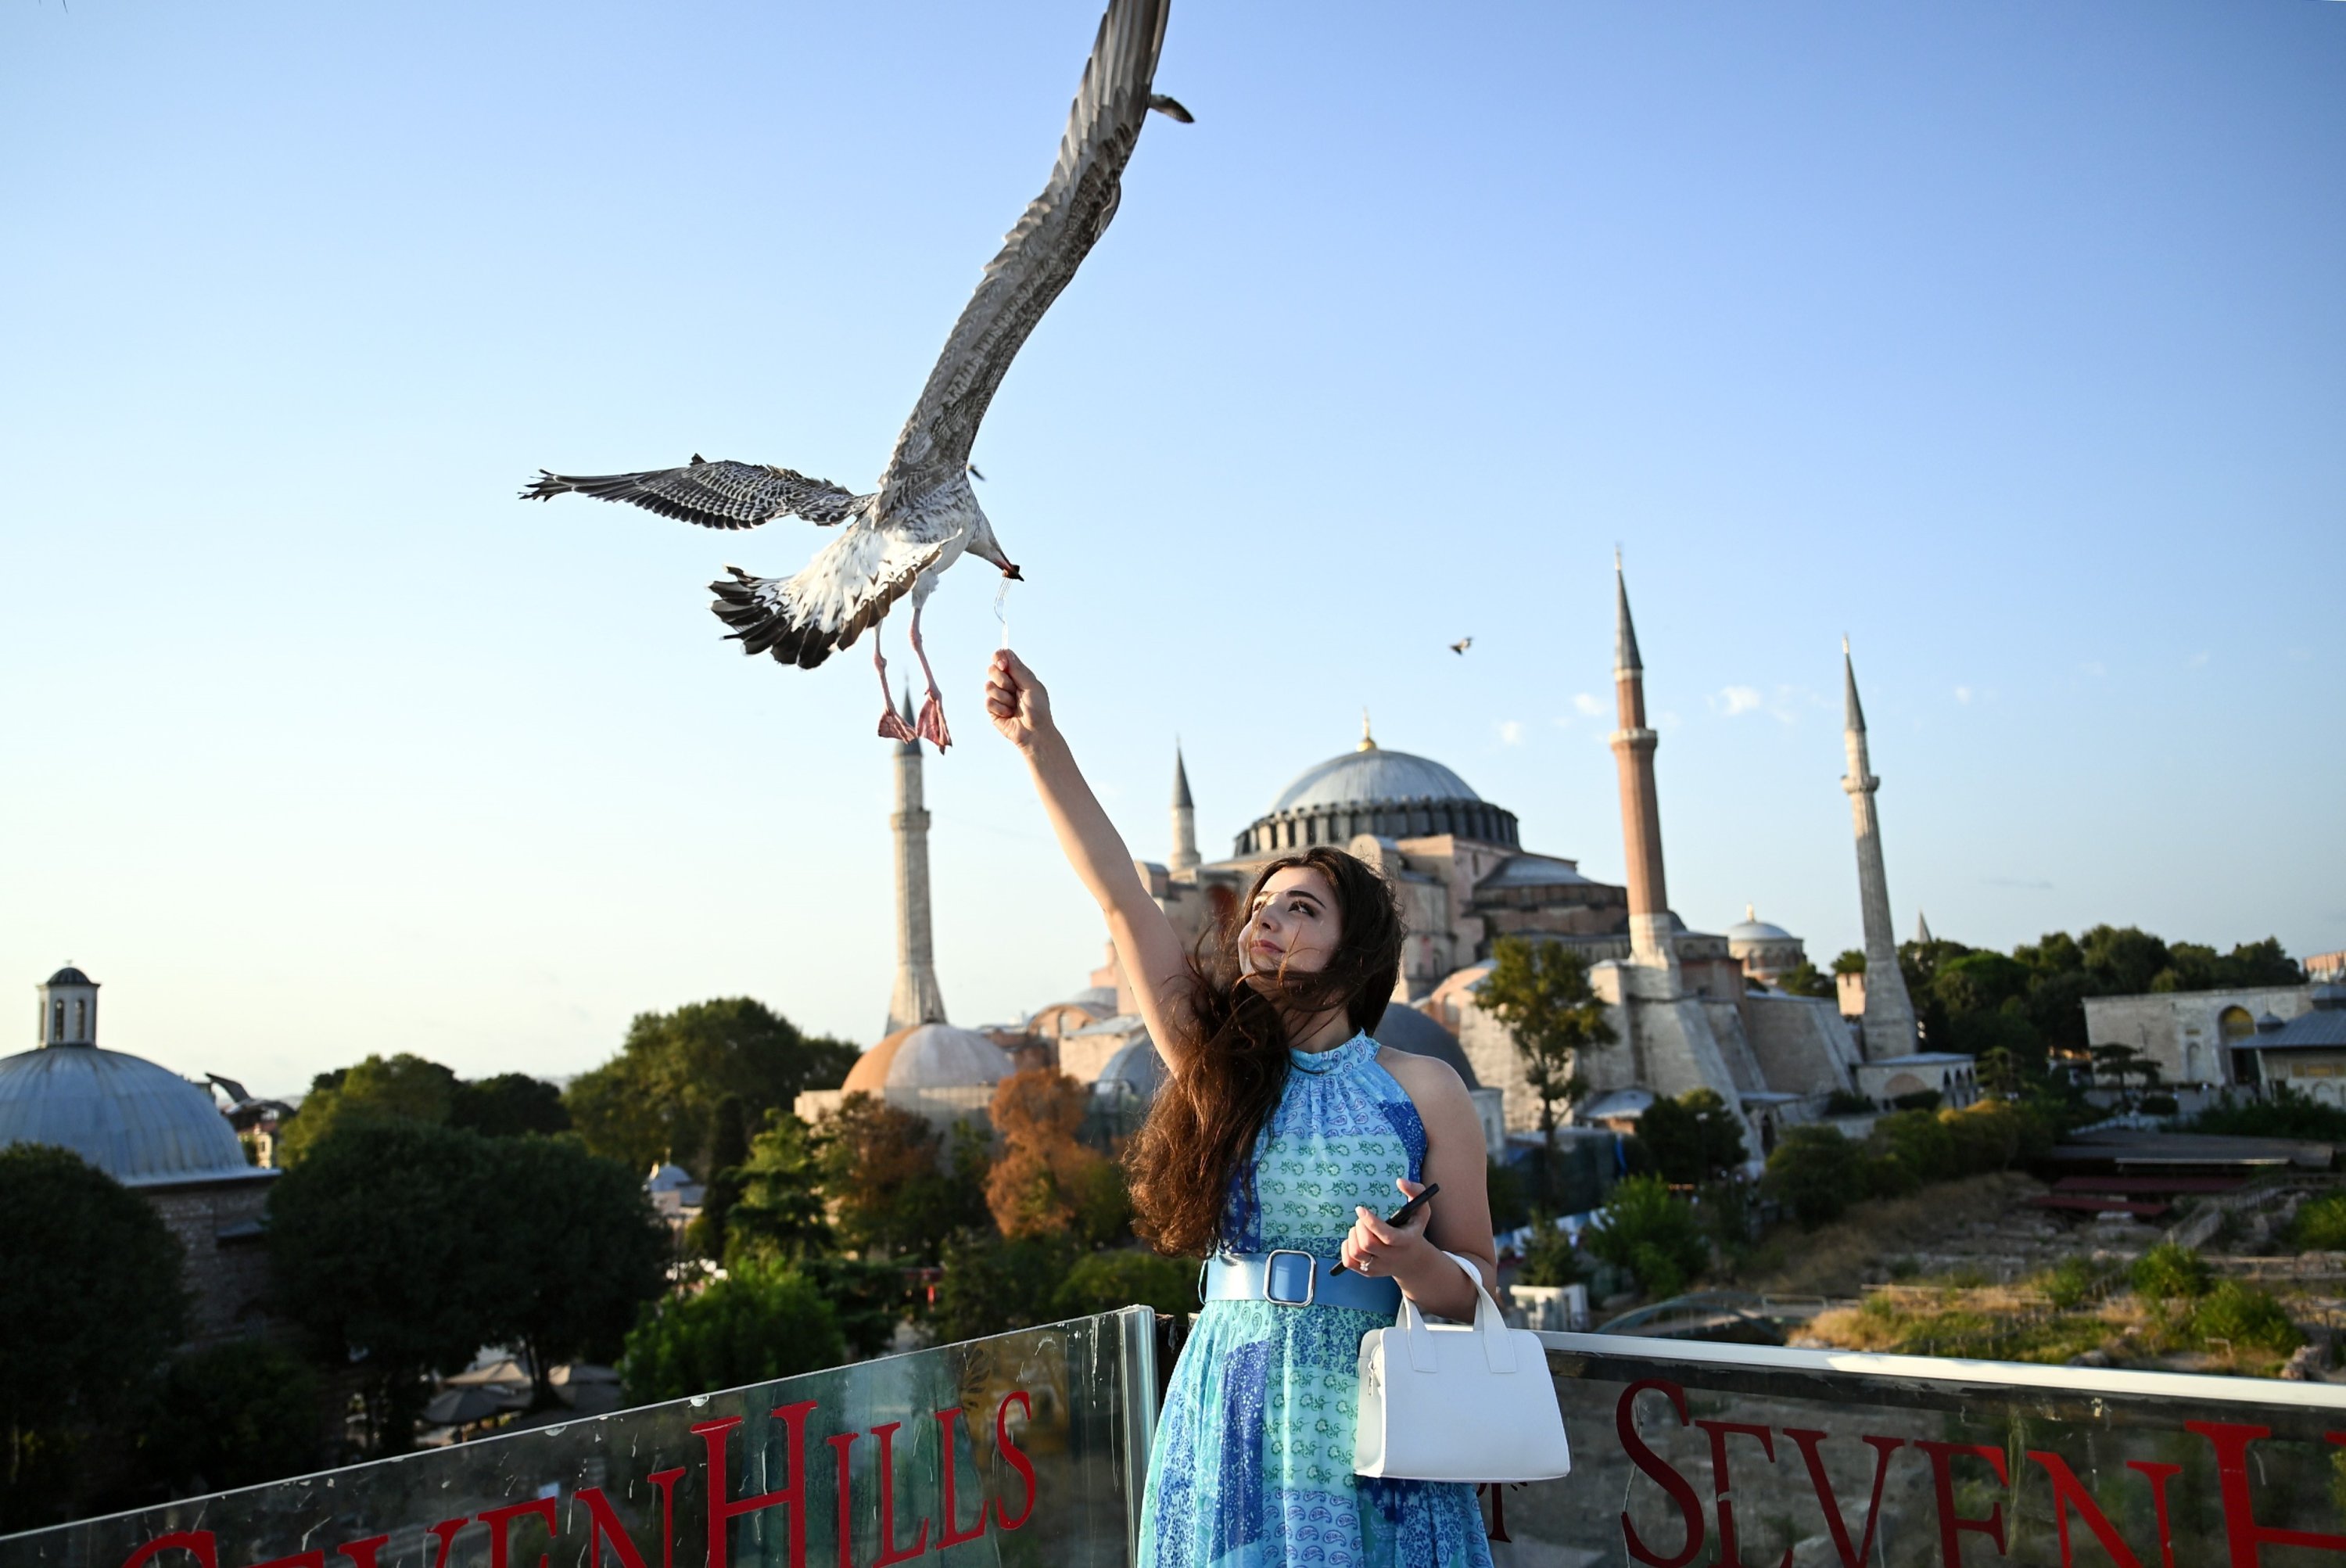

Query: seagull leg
<box><xmin>875</xmin><ymin>635</ymin><xmax>917</xmax><ymax>743</ymax></box>
<box><xmin>909</xmin><ymin>602</ymin><xmax>952</xmax><ymax>751</ymax></box>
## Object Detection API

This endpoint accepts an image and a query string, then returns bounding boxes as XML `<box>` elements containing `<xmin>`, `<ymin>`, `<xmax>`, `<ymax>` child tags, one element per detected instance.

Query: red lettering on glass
<box><xmin>870</xmin><ymin>1422</ymin><xmax>932</xmax><ymax>1567</ymax></box>
<box><xmin>2026</xmin><ymin>1451</ymin><xmax>2144</xmax><ymax>1568</ymax></box>
<box><xmin>694</xmin><ymin>1399</ymin><xmax>818</xmax><ymax>1568</ymax></box>
<box><xmin>828</xmin><ymin>1433</ymin><xmax>861</xmax><ymax>1568</ymax></box>
<box><xmin>933</xmin><ymin>1408</ymin><xmax>987</xmax><ymax>1549</ymax></box>
<box><xmin>479</xmin><ymin>1498</ymin><xmax>559</xmax><ymax>1568</ymax></box>
<box><xmin>2186</xmin><ymin>1420</ymin><xmax>2346</xmax><ymax>1566</ymax></box>
<box><xmin>121</xmin><ymin>1532</ymin><xmax>217</xmax><ymax>1568</ymax></box>
<box><xmin>1782</xmin><ymin>1428</ymin><xmax>1903</xmax><ymax>1568</ymax></box>
<box><xmin>1691</xmin><ymin>1420</ymin><xmax>1789</xmax><ymax>1568</ymax></box>
<box><xmin>426</xmin><ymin>1517</ymin><xmax>472</xmax><ymax>1568</ymax></box>
<box><xmin>993</xmin><ymin>1392</ymin><xmax>1037</xmax><ymax>1531</ymax></box>
<box><xmin>2125</xmin><ymin>1462</ymin><xmax>2182</xmax><ymax>1568</ymax></box>
<box><xmin>332</xmin><ymin>1537</ymin><xmax>389</xmax><ymax>1568</ymax></box>
<box><xmin>1614</xmin><ymin>1379</ymin><xmax>1706</xmax><ymax>1568</ymax></box>
<box><xmin>1916</xmin><ymin>1441</ymin><xmax>2008</xmax><ymax>1566</ymax></box>
<box><xmin>575</xmin><ymin>1471</ymin><xmax>684</xmax><ymax>1568</ymax></box>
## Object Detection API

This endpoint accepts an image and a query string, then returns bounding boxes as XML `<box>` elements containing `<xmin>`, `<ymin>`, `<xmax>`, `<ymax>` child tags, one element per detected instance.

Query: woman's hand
<box><xmin>1338</xmin><ymin>1178</ymin><xmax>1435</xmax><ymax>1279</ymax></box>
<box><xmin>985</xmin><ymin>649</ymin><xmax>1055</xmax><ymax>752</ymax></box>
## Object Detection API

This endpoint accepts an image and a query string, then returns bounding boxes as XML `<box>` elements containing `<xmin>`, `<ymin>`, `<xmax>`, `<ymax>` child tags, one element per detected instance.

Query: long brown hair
<box><xmin>1128</xmin><ymin>847</ymin><xmax>1405</xmax><ymax>1257</ymax></box>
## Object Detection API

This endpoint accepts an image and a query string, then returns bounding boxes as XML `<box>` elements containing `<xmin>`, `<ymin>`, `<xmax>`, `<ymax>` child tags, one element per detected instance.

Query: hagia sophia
<box><xmin>802</xmin><ymin>558</ymin><xmax>1970</xmax><ymax>1164</ymax></box>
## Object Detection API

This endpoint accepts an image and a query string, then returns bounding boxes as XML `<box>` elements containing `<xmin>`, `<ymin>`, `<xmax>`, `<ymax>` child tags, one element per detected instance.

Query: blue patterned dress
<box><xmin>1139</xmin><ymin>1032</ymin><xmax>1494</xmax><ymax>1568</ymax></box>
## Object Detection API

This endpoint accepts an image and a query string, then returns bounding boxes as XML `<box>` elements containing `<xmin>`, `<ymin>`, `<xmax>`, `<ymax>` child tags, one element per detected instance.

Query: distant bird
<box><xmin>522</xmin><ymin>0</ymin><xmax>1189</xmax><ymax>750</ymax></box>
<box><xmin>1450</xmin><ymin>637</ymin><xmax>1473</xmax><ymax>655</ymax></box>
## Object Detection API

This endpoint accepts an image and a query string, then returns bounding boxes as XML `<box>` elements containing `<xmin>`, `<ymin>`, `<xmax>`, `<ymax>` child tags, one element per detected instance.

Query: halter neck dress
<box><xmin>1138</xmin><ymin>1032</ymin><xmax>1494</xmax><ymax>1568</ymax></box>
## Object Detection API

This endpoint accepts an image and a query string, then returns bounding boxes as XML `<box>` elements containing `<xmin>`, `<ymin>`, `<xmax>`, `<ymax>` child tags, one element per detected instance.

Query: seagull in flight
<box><xmin>1450</xmin><ymin>637</ymin><xmax>1473</xmax><ymax>655</ymax></box>
<box><xmin>523</xmin><ymin>0</ymin><xmax>1189</xmax><ymax>748</ymax></box>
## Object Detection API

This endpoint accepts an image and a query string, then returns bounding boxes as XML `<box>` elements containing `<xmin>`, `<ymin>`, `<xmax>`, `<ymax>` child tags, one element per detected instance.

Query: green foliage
<box><xmin>1516</xmin><ymin>1218</ymin><xmax>1587</xmax><ymax>1288</ymax></box>
<box><xmin>0</xmin><ymin>1146</ymin><xmax>188</xmax><ymax>1530</ymax></box>
<box><xmin>1052</xmin><ymin>1250</ymin><xmax>1199</xmax><ymax>1319</ymax></box>
<box><xmin>2131</xmin><ymin>1243</ymin><xmax>2211</xmax><ymax>1303</ymax></box>
<box><xmin>1585</xmin><ymin>1175</ymin><xmax>1709</xmax><ymax>1299</ymax></box>
<box><xmin>2188</xmin><ymin>1281</ymin><xmax>2302</xmax><ymax>1355</ymax></box>
<box><xmin>1777</xmin><ymin>962</ymin><xmax>1836</xmax><ymax>999</ymax></box>
<box><xmin>564</xmin><ymin>998</ymin><xmax>859</xmax><ymax>1175</ymax></box>
<box><xmin>1636</xmin><ymin>1089</ymin><xmax>1749</xmax><ymax>1186</ymax></box>
<box><xmin>2294</xmin><ymin>1194</ymin><xmax>2346</xmax><ymax>1252</ymax></box>
<box><xmin>2140</xmin><ymin>1093</ymin><xmax>2179</xmax><ymax>1117</ymax></box>
<box><xmin>790</xmin><ymin>1255</ymin><xmax>909</xmax><ymax>1359</ymax></box>
<box><xmin>1821</xmin><ymin>1089</ymin><xmax>1872</xmax><ymax>1117</ymax></box>
<box><xmin>145</xmin><ymin>1340</ymin><xmax>323</xmax><ymax>1496</ymax></box>
<box><xmin>2190</xmin><ymin>1085</ymin><xmax>2346</xmax><ymax>1143</ymax></box>
<box><xmin>1831</xmin><ymin>950</ymin><xmax>1867</xmax><ymax>976</ymax></box>
<box><xmin>1480</xmin><ymin>938</ymin><xmax>1612</xmax><ymax>1146</ymax></box>
<box><xmin>687</xmin><ymin>1094</ymin><xmax>754</xmax><ymax>1261</ymax></box>
<box><xmin>723</xmin><ymin>1112</ymin><xmax>835</xmax><ymax>1265</ymax></box>
<box><xmin>449</xmin><ymin>1073</ymin><xmax>571</xmax><ymax>1138</ymax></box>
<box><xmin>1484</xmin><ymin>1158</ymin><xmax>1530</xmax><ymax>1232</ymax></box>
<box><xmin>270</xmin><ymin>1120</ymin><xmax>664</xmax><ymax>1449</ymax></box>
<box><xmin>2034</xmin><ymin>1257</ymin><xmax>2109</xmax><ymax>1311</ymax></box>
<box><xmin>816</xmin><ymin>1096</ymin><xmax>992</xmax><ymax>1262</ymax></box>
<box><xmin>1888</xmin><ymin>1089</ymin><xmax>1943</xmax><ymax>1112</ymax></box>
<box><xmin>619</xmin><ymin>1265</ymin><xmax>846</xmax><ymax>1406</ymax></box>
<box><xmin>1762</xmin><ymin>1125</ymin><xmax>1869</xmax><ymax>1229</ymax></box>
<box><xmin>933</xmin><ymin>1230</ymin><xmax>1076</xmax><ymax>1342</ymax></box>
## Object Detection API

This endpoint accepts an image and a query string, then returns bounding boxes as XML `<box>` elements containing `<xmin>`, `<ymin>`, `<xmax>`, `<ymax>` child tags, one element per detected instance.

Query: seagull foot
<box><xmin>916</xmin><ymin>694</ymin><xmax>952</xmax><ymax>752</ymax></box>
<box><xmin>878</xmin><ymin>706</ymin><xmax>918</xmax><ymax>743</ymax></box>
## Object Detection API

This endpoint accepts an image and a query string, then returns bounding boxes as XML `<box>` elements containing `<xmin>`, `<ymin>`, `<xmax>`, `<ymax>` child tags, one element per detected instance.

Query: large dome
<box><xmin>841</xmin><ymin>1022</ymin><xmax>1013</xmax><ymax>1095</ymax></box>
<box><xmin>0</xmin><ymin>1046</ymin><xmax>268</xmax><ymax>1188</ymax></box>
<box><xmin>1238</xmin><ymin>736</ymin><xmax>1519</xmax><ymax>856</ymax></box>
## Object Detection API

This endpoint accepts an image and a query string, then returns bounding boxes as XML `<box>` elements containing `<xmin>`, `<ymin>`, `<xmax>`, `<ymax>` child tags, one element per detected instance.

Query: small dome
<box><xmin>44</xmin><ymin>966</ymin><xmax>95</xmax><ymax>988</ymax></box>
<box><xmin>1724</xmin><ymin>905</ymin><xmax>1796</xmax><ymax>944</ymax></box>
<box><xmin>2255</xmin><ymin>1011</ymin><xmax>2288</xmax><ymax>1034</ymax></box>
<box><xmin>1269</xmin><ymin>749</ymin><xmax>1482</xmax><ymax>816</ymax></box>
<box><xmin>0</xmin><ymin>1046</ymin><xmax>266</xmax><ymax>1188</ymax></box>
<box><xmin>841</xmin><ymin>1022</ymin><xmax>1013</xmax><ymax>1095</ymax></box>
<box><xmin>1094</xmin><ymin>1037</ymin><xmax>1168</xmax><ymax>1100</ymax></box>
<box><xmin>2310</xmin><ymin>984</ymin><xmax>2346</xmax><ymax>1013</ymax></box>
<box><xmin>1371</xmin><ymin>1006</ymin><xmax>1481</xmax><ymax>1090</ymax></box>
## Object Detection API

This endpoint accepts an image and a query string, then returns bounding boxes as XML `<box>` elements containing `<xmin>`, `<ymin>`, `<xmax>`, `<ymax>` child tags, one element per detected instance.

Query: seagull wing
<box><xmin>708</xmin><ymin>515</ymin><xmax>949</xmax><ymax>669</ymax></box>
<box><xmin>522</xmin><ymin>457</ymin><xmax>869</xmax><ymax>530</ymax></box>
<box><xmin>877</xmin><ymin>0</ymin><xmax>1172</xmax><ymax>507</ymax></box>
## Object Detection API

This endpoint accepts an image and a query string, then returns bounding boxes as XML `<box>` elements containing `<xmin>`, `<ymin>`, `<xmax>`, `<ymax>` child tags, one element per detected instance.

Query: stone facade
<box><xmin>149</xmin><ymin>1177</ymin><xmax>278</xmax><ymax>1344</ymax></box>
<box><xmin>885</xmin><ymin>699</ymin><xmax>948</xmax><ymax>1035</ymax></box>
<box><xmin>1840</xmin><ymin>644</ymin><xmax>1919</xmax><ymax>1058</ymax></box>
<box><xmin>2082</xmin><ymin>985</ymin><xmax>2322</xmax><ymax>1089</ymax></box>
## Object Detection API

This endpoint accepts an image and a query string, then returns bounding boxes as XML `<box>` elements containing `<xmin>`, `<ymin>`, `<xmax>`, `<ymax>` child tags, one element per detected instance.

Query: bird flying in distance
<box><xmin>522</xmin><ymin>0</ymin><xmax>1189</xmax><ymax>749</ymax></box>
<box><xmin>1451</xmin><ymin>637</ymin><xmax>1473</xmax><ymax>655</ymax></box>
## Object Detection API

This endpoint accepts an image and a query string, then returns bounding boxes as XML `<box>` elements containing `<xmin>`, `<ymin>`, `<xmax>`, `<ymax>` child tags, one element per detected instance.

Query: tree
<box><xmin>2090</xmin><ymin>1043</ymin><xmax>2150</xmax><ymax>1106</ymax></box>
<box><xmin>1777</xmin><ymin>961</ymin><xmax>1835</xmax><ymax>999</ymax></box>
<box><xmin>619</xmin><ymin>1265</ymin><xmax>846</xmax><ymax>1406</ymax></box>
<box><xmin>1634</xmin><ymin>1089</ymin><xmax>1748</xmax><ymax>1186</ymax></box>
<box><xmin>686</xmin><ymin>1094</ymin><xmax>753</xmax><ymax>1261</ymax></box>
<box><xmin>933</xmin><ymin>1230</ymin><xmax>1075</xmax><ymax>1342</ymax></box>
<box><xmin>1977</xmin><ymin>1046</ymin><xmax>2023</xmax><ymax>1098</ymax></box>
<box><xmin>723</xmin><ymin>1112</ymin><xmax>835</xmax><ymax>1265</ymax></box>
<box><xmin>1052</xmin><ymin>1250</ymin><xmax>1199</xmax><ymax>1319</ymax></box>
<box><xmin>1762</xmin><ymin>1125</ymin><xmax>1870</xmax><ymax>1229</ymax></box>
<box><xmin>145</xmin><ymin>1340</ymin><xmax>323</xmax><ymax>1497</ymax></box>
<box><xmin>1831</xmin><ymin>950</ymin><xmax>1867</xmax><ymax>976</ymax></box>
<box><xmin>1479</xmin><ymin>938</ymin><xmax>1612</xmax><ymax>1198</ymax></box>
<box><xmin>815</xmin><ymin>1093</ymin><xmax>990</xmax><ymax>1261</ymax></box>
<box><xmin>1584</xmin><ymin>1175</ymin><xmax>1709</xmax><ymax>1300</ymax></box>
<box><xmin>450</xmin><ymin>1073</ymin><xmax>571</xmax><ymax>1138</ymax></box>
<box><xmin>0</xmin><ymin>1147</ymin><xmax>188</xmax><ymax>1530</ymax></box>
<box><xmin>985</xmin><ymin>1069</ymin><xmax>1125</xmax><ymax>1244</ymax></box>
<box><xmin>565</xmin><ymin>999</ymin><xmax>859</xmax><ymax>1175</ymax></box>
<box><xmin>275</xmin><ymin>1053</ymin><xmax>458</xmax><ymax>1165</ymax></box>
<box><xmin>269</xmin><ymin>1121</ymin><xmax>501</xmax><ymax>1451</ymax></box>
<box><xmin>480</xmin><ymin>1136</ymin><xmax>669</xmax><ymax>1408</ymax></box>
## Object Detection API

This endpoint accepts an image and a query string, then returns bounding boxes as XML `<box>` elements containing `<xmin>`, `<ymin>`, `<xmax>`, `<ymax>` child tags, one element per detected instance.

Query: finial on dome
<box><xmin>1358</xmin><ymin>709</ymin><xmax>1377</xmax><ymax>752</ymax></box>
<box><xmin>1745</xmin><ymin>903</ymin><xmax>1756</xmax><ymax>922</ymax></box>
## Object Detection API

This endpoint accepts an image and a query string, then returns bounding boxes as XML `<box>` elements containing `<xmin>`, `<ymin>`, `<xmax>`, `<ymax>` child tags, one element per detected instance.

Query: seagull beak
<box><xmin>1003</xmin><ymin>564</ymin><xmax>1024</xmax><ymax>581</ymax></box>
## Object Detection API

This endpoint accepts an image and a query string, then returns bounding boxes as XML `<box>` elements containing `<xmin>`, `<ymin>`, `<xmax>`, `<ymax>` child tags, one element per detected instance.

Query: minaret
<box><xmin>1169</xmin><ymin>745</ymin><xmax>1200</xmax><ymax>874</ymax></box>
<box><xmin>1607</xmin><ymin>554</ymin><xmax>1673</xmax><ymax>967</ymax></box>
<box><xmin>1842</xmin><ymin>640</ymin><xmax>1918</xmax><ymax>1056</ymax></box>
<box><xmin>885</xmin><ymin>687</ymin><xmax>948</xmax><ymax>1034</ymax></box>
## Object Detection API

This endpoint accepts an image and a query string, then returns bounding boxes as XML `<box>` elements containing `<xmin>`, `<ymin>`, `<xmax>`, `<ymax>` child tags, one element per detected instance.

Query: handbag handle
<box><xmin>1397</xmin><ymin>1251</ymin><xmax>1518</xmax><ymax>1375</ymax></box>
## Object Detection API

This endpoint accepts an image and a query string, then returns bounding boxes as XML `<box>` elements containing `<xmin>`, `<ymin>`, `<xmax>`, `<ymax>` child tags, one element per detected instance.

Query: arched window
<box><xmin>2219</xmin><ymin>1006</ymin><xmax>2255</xmax><ymax>1042</ymax></box>
<box><xmin>50</xmin><ymin>999</ymin><xmax>64</xmax><ymax>1042</ymax></box>
<box><xmin>71</xmin><ymin>999</ymin><xmax>86</xmax><ymax>1039</ymax></box>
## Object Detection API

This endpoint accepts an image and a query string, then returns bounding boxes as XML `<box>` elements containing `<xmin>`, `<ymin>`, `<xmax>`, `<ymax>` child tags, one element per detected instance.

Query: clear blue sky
<box><xmin>3</xmin><ymin>2</ymin><xmax>2339</xmax><ymax>1098</ymax></box>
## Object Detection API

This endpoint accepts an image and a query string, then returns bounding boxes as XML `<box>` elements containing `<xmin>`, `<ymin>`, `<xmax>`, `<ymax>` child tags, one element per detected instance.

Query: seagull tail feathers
<box><xmin>710</xmin><ymin>567</ymin><xmax>839</xmax><ymax>670</ymax></box>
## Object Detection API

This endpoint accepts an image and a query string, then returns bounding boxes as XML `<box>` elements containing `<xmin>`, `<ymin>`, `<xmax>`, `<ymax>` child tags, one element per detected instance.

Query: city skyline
<box><xmin>2</xmin><ymin>2</ymin><xmax>2338</xmax><ymax>1094</ymax></box>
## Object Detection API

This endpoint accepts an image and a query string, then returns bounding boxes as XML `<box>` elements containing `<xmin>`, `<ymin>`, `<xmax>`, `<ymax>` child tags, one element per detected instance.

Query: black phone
<box><xmin>1329</xmin><ymin>1182</ymin><xmax>1440</xmax><ymax>1273</ymax></box>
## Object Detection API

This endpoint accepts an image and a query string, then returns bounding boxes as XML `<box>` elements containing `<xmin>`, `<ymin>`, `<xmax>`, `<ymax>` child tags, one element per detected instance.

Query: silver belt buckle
<box><xmin>1263</xmin><ymin>1248</ymin><xmax>1317</xmax><ymax>1307</ymax></box>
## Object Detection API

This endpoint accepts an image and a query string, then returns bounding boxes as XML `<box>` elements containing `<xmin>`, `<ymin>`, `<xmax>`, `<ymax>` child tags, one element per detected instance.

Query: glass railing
<box><xmin>1514</xmin><ymin>1330</ymin><xmax>2346</xmax><ymax>1566</ymax></box>
<box><xmin>12</xmin><ymin>1308</ymin><xmax>2346</xmax><ymax>1568</ymax></box>
<box><xmin>0</xmin><ymin>1310</ymin><xmax>1156</xmax><ymax>1568</ymax></box>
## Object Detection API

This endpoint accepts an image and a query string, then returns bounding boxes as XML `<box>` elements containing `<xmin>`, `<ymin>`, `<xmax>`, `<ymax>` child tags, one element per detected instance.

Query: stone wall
<box><xmin>146</xmin><ymin>1176</ymin><xmax>277</xmax><ymax>1344</ymax></box>
<box><xmin>1742</xmin><ymin>992</ymin><xmax>1864</xmax><ymax>1096</ymax></box>
<box><xmin>2082</xmin><ymin>985</ymin><xmax>2317</xmax><ymax>1086</ymax></box>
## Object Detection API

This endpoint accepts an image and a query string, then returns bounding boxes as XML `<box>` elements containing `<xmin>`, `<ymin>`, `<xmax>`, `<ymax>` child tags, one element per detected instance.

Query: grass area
<box><xmin>1742</xmin><ymin>1172</ymin><xmax>2040</xmax><ymax>1297</ymax></box>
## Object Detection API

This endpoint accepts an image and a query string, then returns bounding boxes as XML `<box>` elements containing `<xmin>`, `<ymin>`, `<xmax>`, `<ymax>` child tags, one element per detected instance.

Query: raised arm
<box><xmin>985</xmin><ymin>651</ymin><xmax>1196</xmax><ymax>1073</ymax></box>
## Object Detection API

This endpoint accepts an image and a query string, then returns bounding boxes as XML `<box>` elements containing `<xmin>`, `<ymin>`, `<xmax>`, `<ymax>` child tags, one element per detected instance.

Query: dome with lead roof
<box><xmin>1236</xmin><ymin>723</ymin><xmax>1519</xmax><ymax>856</ymax></box>
<box><xmin>0</xmin><ymin>1046</ymin><xmax>267</xmax><ymax>1188</ymax></box>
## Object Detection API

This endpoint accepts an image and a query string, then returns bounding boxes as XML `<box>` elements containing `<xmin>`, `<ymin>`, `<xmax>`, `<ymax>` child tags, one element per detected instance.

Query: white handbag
<box><xmin>1353</xmin><ymin>1251</ymin><xmax>1573</xmax><ymax>1483</ymax></box>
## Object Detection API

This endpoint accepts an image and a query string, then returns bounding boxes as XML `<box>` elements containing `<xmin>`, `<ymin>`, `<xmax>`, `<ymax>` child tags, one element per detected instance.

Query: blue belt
<box><xmin>1200</xmin><ymin>1249</ymin><xmax>1403</xmax><ymax>1314</ymax></box>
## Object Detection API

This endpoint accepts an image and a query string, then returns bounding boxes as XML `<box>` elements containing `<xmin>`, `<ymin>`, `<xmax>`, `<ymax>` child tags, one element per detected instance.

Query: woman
<box><xmin>985</xmin><ymin>650</ymin><xmax>1498</xmax><ymax>1568</ymax></box>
